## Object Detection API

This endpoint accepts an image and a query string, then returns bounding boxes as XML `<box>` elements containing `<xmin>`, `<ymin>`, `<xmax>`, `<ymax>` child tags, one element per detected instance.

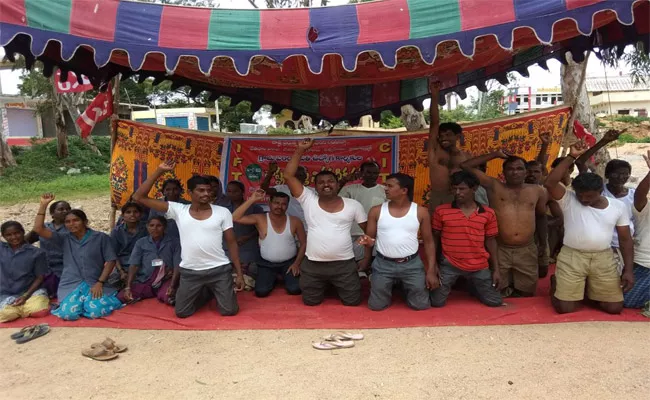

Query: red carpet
<box><xmin>2</xmin><ymin>271</ymin><xmax>647</xmax><ymax>330</ymax></box>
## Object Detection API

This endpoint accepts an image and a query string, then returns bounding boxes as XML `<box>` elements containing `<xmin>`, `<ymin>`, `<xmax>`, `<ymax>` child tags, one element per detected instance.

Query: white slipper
<box><xmin>323</xmin><ymin>332</ymin><xmax>364</xmax><ymax>341</ymax></box>
<box><xmin>312</xmin><ymin>340</ymin><xmax>355</xmax><ymax>350</ymax></box>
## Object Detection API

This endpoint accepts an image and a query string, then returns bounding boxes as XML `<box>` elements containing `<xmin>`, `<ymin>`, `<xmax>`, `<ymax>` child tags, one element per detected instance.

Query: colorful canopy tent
<box><xmin>1</xmin><ymin>0</ymin><xmax>648</xmax><ymax>125</ymax></box>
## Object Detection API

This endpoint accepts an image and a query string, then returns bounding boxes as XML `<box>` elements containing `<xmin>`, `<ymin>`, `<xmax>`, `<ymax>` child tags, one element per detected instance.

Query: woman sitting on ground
<box><xmin>26</xmin><ymin>200</ymin><xmax>71</xmax><ymax>297</ymax></box>
<box><xmin>0</xmin><ymin>221</ymin><xmax>50</xmax><ymax>323</ymax></box>
<box><xmin>110</xmin><ymin>202</ymin><xmax>148</xmax><ymax>284</ymax></box>
<box><xmin>32</xmin><ymin>194</ymin><xmax>123</xmax><ymax>320</ymax></box>
<box><xmin>118</xmin><ymin>216</ymin><xmax>181</xmax><ymax>305</ymax></box>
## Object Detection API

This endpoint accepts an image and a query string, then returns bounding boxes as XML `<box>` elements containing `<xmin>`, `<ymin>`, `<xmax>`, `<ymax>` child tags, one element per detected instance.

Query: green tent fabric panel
<box><xmin>400</xmin><ymin>78</ymin><xmax>429</xmax><ymax>101</ymax></box>
<box><xmin>208</xmin><ymin>9</ymin><xmax>261</xmax><ymax>50</ymax></box>
<box><xmin>407</xmin><ymin>0</ymin><xmax>461</xmax><ymax>39</ymax></box>
<box><xmin>25</xmin><ymin>0</ymin><xmax>72</xmax><ymax>33</ymax></box>
<box><xmin>196</xmin><ymin>116</ymin><xmax>210</xmax><ymax>131</ymax></box>
<box><xmin>291</xmin><ymin>90</ymin><xmax>320</xmax><ymax>116</ymax></box>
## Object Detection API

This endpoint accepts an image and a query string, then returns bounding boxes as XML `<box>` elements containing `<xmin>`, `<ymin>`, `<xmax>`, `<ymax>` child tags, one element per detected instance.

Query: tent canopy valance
<box><xmin>1</xmin><ymin>0</ymin><xmax>648</xmax><ymax>124</ymax></box>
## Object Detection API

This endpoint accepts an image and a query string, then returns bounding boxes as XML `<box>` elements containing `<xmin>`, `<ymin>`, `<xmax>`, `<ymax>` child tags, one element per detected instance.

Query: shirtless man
<box><xmin>427</xmin><ymin>81</ymin><xmax>471</xmax><ymax>211</ymax></box>
<box><xmin>461</xmin><ymin>151</ymin><xmax>548</xmax><ymax>297</ymax></box>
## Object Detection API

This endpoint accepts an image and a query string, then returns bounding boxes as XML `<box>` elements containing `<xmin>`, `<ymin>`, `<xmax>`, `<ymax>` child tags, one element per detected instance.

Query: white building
<box><xmin>503</xmin><ymin>87</ymin><xmax>564</xmax><ymax>114</ymax></box>
<box><xmin>131</xmin><ymin>107</ymin><xmax>218</xmax><ymax>131</ymax></box>
<box><xmin>587</xmin><ymin>75</ymin><xmax>650</xmax><ymax>117</ymax></box>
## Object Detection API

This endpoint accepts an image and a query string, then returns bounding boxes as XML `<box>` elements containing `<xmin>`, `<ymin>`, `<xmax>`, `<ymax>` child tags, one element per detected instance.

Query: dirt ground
<box><xmin>0</xmin><ymin>323</ymin><xmax>648</xmax><ymax>400</ymax></box>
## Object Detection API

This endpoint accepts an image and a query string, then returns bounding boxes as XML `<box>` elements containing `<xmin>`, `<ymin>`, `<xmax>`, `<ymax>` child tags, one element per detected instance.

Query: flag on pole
<box><xmin>76</xmin><ymin>85</ymin><xmax>113</xmax><ymax>138</ymax></box>
<box><xmin>573</xmin><ymin>120</ymin><xmax>597</xmax><ymax>147</ymax></box>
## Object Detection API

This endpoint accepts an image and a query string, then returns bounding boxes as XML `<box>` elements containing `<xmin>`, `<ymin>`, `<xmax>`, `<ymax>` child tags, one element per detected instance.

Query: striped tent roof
<box><xmin>1</xmin><ymin>0</ymin><xmax>648</xmax><ymax>124</ymax></box>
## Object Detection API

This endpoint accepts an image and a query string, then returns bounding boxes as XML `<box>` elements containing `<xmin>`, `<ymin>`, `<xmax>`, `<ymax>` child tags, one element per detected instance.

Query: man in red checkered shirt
<box><xmin>429</xmin><ymin>171</ymin><xmax>502</xmax><ymax>307</ymax></box>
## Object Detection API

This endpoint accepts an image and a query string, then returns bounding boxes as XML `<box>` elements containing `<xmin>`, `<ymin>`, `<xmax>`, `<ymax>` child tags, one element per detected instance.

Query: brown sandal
<box><xmin>90</xmin><ymin>337</ymin><xmax>127</xmax><ymax>353</ymax></box>
<box><xmin>82</xmin><ymin>345</ymin><xmax>118</xmax><ymax>361</ymax></box>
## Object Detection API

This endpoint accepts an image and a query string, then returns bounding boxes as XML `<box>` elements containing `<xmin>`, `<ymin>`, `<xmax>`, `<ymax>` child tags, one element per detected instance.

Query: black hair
<box><xmin>360</xmin><ymin>161</ymin><xmax>380</xmax><ymax>171</ymax></box>
<box><xmin>450</xmin><ymin>170</ymin><xmax>480</xmax><ymax>189</ymax></box>
<box><xmin>605</xmin><ymin>159</ymin><xmax>632</xmax><ymax>177</ymax></box>
<box><xmin>227</xmin><ymin>181</ymin><xmax>245</xmax><ymax>193</ymax></box>
<box><xmin>162</xmin><ymin>178</ymin><xmax>183</xmax><ymax>192</ymax></box>
<box><xmin>572</xmin><ymin>172</ymin><xmax>604</xmax><ymax>193</ymax></box>
<box><xmin>270</xmin><ymin>192</ymin><xmax>290</xmax><ymax>202</ymax></box>
<box><xmin>551</xmin><ymin>157</ymin><xmax>566</xmax><ymax>169</ymax></box>
<box><xmin>526</xmin><ymin>160</ymin><xmax>543</xmax><ymax>170</ymax></box>
<box><xmin>1</xmin><ymin>220</ymin><xmax>25</xmax><ymax>236</ymax></box>
<box><xmin>204</xmin><ymin>175</ymin><xmax>221</xmax><ymax>185</ymax></box>
<box><xmin>148</xmin><ymin>215</ymin><xmax>168</xmax><ymax>229</ymax></box>
<box><xmin>439</xmin><ymin>122</ymin><xmax>462</xmax><ymax>135</ymax></box>
<box><xmin>49</xmin><ymin>200</ymin><xmax>71</xmax><ymax>215</ymax></box>
<box><xmin>121</xmin><ymin>201</ymin><xmax>143</xmax><ymax>214</ymax></box>
<box><xmin>502</xmin><ymin>156</ymin><xmax>527</xmax><ymax>170</ymax></box>
<box><xmin>387</xmin><ymin>173</ymin><xmax>414</xmax><ymax>201</ymax></box>
<box><xmin>315</xmin><ymin>170</ymin><xmax>338</xmax><ymax>183</ymax></box>
<box><xmin>65</xmin><ymin>209</ymin><xmax>89</xmax><ymax>226</ymax></box>
<box><xmin>187</xmin><ymin>175</ymin><xmax>211</xmax><ymax>191</ymax></box>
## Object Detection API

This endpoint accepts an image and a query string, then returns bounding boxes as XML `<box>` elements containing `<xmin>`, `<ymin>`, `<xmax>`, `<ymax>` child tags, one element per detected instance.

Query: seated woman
<box><xmin>110</xmin><ymin>202</ymin><xmax>148</xmax><ymax>284</ymax></box>
<box><xmin>27</xmin><ymin>200</ymin><xmax>71</xmax><ymax>297</ymax></box>
<box><xmin>118</xmin><ymin>216</ymin><xmax>181</xmax><ymax>305</ymax></box>
<box><xmin>148</xmin><ymin>178</ymin><xmax>188</xmax><ymax>239</ymax></box>
<box><xmin>32</xmin><ymin>194</ymin><xmax>123</xmax><ymax>320</ymax></box>
<box><xmin>0</xmin><ymin>221</ymin><xmax>50</xmax><ymax>323</ymax></box>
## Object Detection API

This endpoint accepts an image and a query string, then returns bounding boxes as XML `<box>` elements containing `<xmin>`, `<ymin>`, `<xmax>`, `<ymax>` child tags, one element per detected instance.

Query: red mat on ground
<box><xmin>2</xmin><ymin>269</ymin><xmax>647</xmax><ymax>330</ymax></box>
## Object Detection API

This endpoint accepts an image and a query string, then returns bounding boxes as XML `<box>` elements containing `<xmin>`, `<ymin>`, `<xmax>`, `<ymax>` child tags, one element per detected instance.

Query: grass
<box><xmin>616</xmin><ymin>133</ymin><xmax>650</xmax><ymax>144</ymax></box>
<box><xmin>0</xmin><ymin>137</ymin><xmax>111</xmax><ymax>205</ymax></box>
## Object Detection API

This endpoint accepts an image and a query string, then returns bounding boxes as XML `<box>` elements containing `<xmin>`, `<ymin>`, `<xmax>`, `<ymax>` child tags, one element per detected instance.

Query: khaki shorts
<box><xmin>429</xmin><ymin>189</ymin><xmax>454</xmax><ymax>212</ymax></box>
<box><xmin>554</xmin><ymin>246</ymin><xmax>623</xmax><ymax>303</ymax></box>
<box><xmin>498</xmin><ymin>240</ymin><xmax>538</xmax><ymax>294</ymax></box>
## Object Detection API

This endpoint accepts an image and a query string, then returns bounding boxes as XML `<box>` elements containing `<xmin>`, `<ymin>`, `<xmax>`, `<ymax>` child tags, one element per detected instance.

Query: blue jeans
<box><xmin>623</xmin><ymin>263</ymin><xmax>650</xmax><ymax>308</ymax></box>
<box><xmin>430</xmin><ymin>258</ymin><xmax>502</xmax><ymax>307</ymax></box>
<box><xmin>255</xmin><ymin>258</ymin><xmax>301</xmax><ymax>297</ymax></box>
<box><xmin>368</xmin><ymin>255</ymin><xmax>430</xmax><ymax>311</ymax></box>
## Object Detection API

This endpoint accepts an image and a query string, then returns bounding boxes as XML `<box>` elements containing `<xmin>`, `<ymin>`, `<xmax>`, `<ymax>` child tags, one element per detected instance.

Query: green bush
<box><xmin>615</xmin><ymin>134</ymin><xmax>650</xmax><ymax>144</ymax></box>
<box><xmin>613</xmin><ymin>115</ymin><xmax>650</xmax><ymax>124</ymax></box>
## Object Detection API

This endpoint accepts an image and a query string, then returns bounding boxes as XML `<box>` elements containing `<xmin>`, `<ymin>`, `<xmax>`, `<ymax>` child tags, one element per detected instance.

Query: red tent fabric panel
<box><xmin>356</xmin><ymin>0</ymin><xmax>410</xmax><ymax>44</ymax></box>
<box><xmin>566</xmin><ymin>0</ymin><xmax>604</xmax><ymax>10</ymax></box>
<box><xmin>70</xmin><ymin>0</ymin><xmax>119</xmax><ymax>41</ymax></box>
<box><xmin>260</xmin><ymin>9</ymin><xmax>310</xmax><ymax>50</ymax></box>
<box><xmin>0</xmin><ymin>0</ymin><xmax>26</xmax><ymax>25</ymax></box>
<box><xmin>459</xmin><ymin>0</ymin><xmax>515</xmax><ymax>31</ymax></box>
<box><xmin>158</xmin><ymin>5</ymin><xmax>211</xmax><ymax>49</ymax></box>
<box><xmin>319</xmin><ymin>86</ymin><xmax>347</xmax><ymax>120</ymax></box>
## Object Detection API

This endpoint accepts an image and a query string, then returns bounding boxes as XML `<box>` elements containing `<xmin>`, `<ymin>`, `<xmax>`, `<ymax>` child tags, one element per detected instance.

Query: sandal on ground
<box><xmin>14</xmin><ymin>324</ymin><xmax>50</xmax><ymax>344</ymax></box>
<box><xmin>90</xmin><ymin>337</ymin><xmax>127</xmax><ymax>353</ymax></box>
<box><xmin>10</xmin><ymin>323</ymin><xmax>48</xmax><ymax>340</ymax></box>
<box><xmin>312</xmin><ymin>340</ymin><xmax>355</xmax><ymax>350</ymax></box>
<box><xmin>322</xmin><ymin>332</ymin><xmax>364</xmax><ymax>341</ymax></box>
<box><xmin>82</xmin><ymin>345</ymin><xmax>118</xmax><ymax>361</ymax></box>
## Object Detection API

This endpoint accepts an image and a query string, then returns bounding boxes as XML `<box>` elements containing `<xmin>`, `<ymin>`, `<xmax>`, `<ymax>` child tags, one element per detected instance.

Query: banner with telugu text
<box><xmin>224</xmin><ymin>136</ymin><xmax>397</xmax><ymax>199</ymax></box>
<box><xmin>111</xmin><ymin>106</ymin><xmax>569</xmax><ymax>208</ymax></box>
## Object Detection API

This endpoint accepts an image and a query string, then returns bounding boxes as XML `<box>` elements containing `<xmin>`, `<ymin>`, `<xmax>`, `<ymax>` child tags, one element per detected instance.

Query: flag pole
<box><xmin>109</xmin><ymin>75</ymin><xmax>121</xmax><ymax>230</ymax></box>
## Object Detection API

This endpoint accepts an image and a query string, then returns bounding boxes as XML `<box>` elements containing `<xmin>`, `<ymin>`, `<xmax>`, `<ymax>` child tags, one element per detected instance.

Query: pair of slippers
<box><xmin>312</xmin><ymin>332</ymin><xmax>364</xmax><ymax>350</ymax></box>
<box><xmin>10</xmin><ymin>323</ymin><xmax>50</xmax><ymax>344</ymax></box>
<box><xmin>82</xmin><ymin>338</ymin><xmax>127</xmax><ymax>361</ymax></box>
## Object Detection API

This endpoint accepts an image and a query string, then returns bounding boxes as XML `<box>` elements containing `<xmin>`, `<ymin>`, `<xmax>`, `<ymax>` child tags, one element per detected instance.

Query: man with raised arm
<box><xmin>461</xmin><ymin>150</ymin><xmax>548</xmax><ymax>297</ymax></box>
<box><xmin>232</xmin><ymin>190</ymin><xmax>306</xmax><ymax>298</ymax></box>
<box><xmin>133</xmin><ymin>162</ymin><xmax>244</xmax><ymax>319</ymax></box>
<box><xmin>545</xmin><ymin>138</ymin><xmax>634</xmax><ymax>314</ymax></box>
<box><xmin>284</xmin><ymin>138</ymin><xmax>368</xmax><ymax>306</ymax></box>
<box><xmin>427</xmin><ymin>81</ymin><xmax>471</xmax><ymax>211</ymax></box>
<box><xmin>626</xmin><ymin>150</ymin><xmax>650</xmax><ymax>308</ymax></box>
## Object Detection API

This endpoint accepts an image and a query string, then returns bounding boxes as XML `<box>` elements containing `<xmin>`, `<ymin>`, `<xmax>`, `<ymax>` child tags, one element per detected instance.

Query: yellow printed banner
<box><xmin>110</xmin><ymin>121</ymin><xmax>224</xmax><ymax>207</ymax></box>
<box><xmin>111</xmin><ymin>106</ymin><xmax>569</xmax><ymax>208</ymax></box>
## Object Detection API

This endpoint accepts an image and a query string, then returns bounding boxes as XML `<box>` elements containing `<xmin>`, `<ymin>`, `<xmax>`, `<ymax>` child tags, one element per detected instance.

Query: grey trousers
<box><xmin>429</xmin><ymin>258</ymin><xmax>502</xmax><ymax>307</ymax></box>
<box><xmin>368</xmin><ymin>256</ymin><xmax>430</xmax><ymax>311</ymax></box>
<box><xmin>174</xmin><ymin>265</ymin><xmax>239</xmax><ymax>318</ymax></box>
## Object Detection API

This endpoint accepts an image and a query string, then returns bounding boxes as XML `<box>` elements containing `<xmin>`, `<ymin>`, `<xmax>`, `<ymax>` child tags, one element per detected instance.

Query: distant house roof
<box><xmin>586</xmin><ymin>76</ymin><xmax>650</xmax><ymax>92</ymax></box>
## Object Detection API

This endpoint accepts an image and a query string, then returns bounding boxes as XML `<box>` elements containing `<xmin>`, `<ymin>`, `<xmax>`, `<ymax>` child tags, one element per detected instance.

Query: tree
<box><xmin>600</xmin><ymin>42</ymin><xmax>650</xmax><ymax>85</ymax></box>
<box><xmin>0</xmin><ymin>109</ymin><xmax>17</xmax><ymax>169</ymax></box>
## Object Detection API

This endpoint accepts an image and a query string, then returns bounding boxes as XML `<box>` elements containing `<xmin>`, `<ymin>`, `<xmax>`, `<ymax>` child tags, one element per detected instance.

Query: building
<box><xmin>503</xmin><ymin>87</ymin><xmax>564</xmax><ymax>114</ymax></box>
<box><xmin>586</xmin><ymin>75</ymin><xmax>650</xmax><ymax>117</ymax></box>
<box><xmin>131</xmin><ymin>107</ymin><xmax>218</xmax><ymax>131</ymax></box>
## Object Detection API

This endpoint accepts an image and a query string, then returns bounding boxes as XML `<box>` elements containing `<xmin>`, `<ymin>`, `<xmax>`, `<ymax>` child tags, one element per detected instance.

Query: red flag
<box><xmin>55</xmin><ymin>70</ymin><xmax>93</xmax><ymax>93</ymax></box>
<box><xmin>573</xmin><ymin>120</ymin><xmax>597</xmax><ymax>147</ymax></box>
<box><xmin>76</xmin><ymin>86</ymin><xmax>113</xmax><ymax>138</ymax></box>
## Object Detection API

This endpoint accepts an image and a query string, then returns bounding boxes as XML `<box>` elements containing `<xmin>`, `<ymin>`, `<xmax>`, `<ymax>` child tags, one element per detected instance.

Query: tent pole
<box><xmin>109</xmin><ymin>75</ymin><xmax>121</xmax><ymax>230</ymax></box>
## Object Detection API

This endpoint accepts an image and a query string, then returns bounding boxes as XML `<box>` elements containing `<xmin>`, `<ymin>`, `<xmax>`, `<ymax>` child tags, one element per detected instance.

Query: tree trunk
<box><xmin>60</xmin><ymin>92</ymin><xmax>102</xmax><ymax>156</ymax></box>
<box><xmin>400</xmin><ymin>104</ymin><xmax>427</xmax><ymax>131</ymax></box>
<box><xmin>51</xmin><ymin>82</ymin><xmax>69</xmax><ymax>158</ymax></box>
<box><xmin>0</xmin><ymin>109</ymin><xmax>17</xmax><ymax>170</ymax></box>
<box><xmin>560</xmin><ymin>52</ymin><xmax>609</xmax><ymax>175</ymax></box>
